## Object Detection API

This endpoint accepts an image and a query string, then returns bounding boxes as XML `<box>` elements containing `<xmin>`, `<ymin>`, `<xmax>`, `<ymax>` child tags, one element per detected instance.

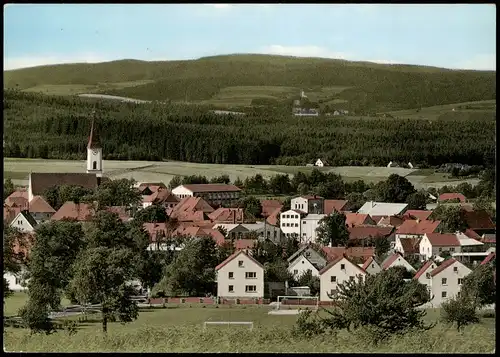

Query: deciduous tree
<box><xmin>316</xmin><ymin>212</ymin><xmax>349</xmax><ymax>247</ymax></box>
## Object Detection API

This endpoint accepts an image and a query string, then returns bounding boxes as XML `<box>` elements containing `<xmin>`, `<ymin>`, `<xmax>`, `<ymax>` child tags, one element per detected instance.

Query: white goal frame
<box><xmin>203</xmin><ymin>321</ymin><xmax>254</xmax><ymax>331</ymax></box>
<box><xmin>276</xmin><ymin>295</ymin><xmax>319</xmax><ymax>311</ymax></box>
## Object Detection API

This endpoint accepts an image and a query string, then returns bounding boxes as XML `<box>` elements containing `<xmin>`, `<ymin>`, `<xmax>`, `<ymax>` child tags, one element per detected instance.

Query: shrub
<box><xmin>441</xmin><ymin>295</ymin><xmax>480</xmax><ymax>331</ymax></box>
<box><xmin>292</xmin><ymin>309</ymin><xmax>329</xmax><ymax>338</ymax></box>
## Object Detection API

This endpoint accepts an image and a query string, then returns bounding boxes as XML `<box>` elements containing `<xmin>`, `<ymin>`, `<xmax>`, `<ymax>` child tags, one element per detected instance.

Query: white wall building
<box><xmin>9</xmin><ymin>211</ymin><xmax>38</xmax><ymax>233</ymax></box>
<box><xmin>86</xmin><ymin>116</ymin><xmax>103</xmax><ymax>178</ymax></box>
<box><xmin>319</xmin><ymin>256</ymin><xmax>367</xmax><ymax>302</ymax></box>
<box><xmin>215</xmin><ymin>250</ymin><xmax>265</xmax><ymax>299</ymax></box>
<box><xmin>288</xmin><ymin>253</ymin><xmax>321</xmax><ymax>278</ymax></box>
<box><xmin>361</xmin><ymin>256</ymin><xmax>382</xmax><ymax>275</ymax></box>
<box><xmin>172</xmin><ymin>184</ymin><xmax>241</xmax><ymax>206</ymax></box>
<box><xmin>280</xmin><ymin>209</ymin><xmax>305</xmax><ymax>238</ymax></box>
<box><xmin>427</xmin><ymin>258</ymin><xmax>472</xmax><ymax>308</ymax></box>
<box><xmin>291</xmin><ymin>196</ymin><xmax>324</xmax><ymax>214</ymax></box>
<box><xmin>301</xmin><ymin>214</ymin><xmax>326</xmax><ymax>244</ymax></box>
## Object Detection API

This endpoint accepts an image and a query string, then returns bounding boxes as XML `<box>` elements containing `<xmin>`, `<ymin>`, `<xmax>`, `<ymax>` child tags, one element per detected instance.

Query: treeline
<box><xmin>3</xmin><ymin>90</ymin><xmax>496</xmax><ymax>168</ymax></box>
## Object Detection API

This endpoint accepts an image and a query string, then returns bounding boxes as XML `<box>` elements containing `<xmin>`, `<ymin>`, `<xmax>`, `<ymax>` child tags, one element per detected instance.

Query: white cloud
<box><xmin>3</xmin><ymin>53</ymin><xmax>114</xmax><ymax>71</ymax></box>
<box><xmin>452</xmin><ymin>54</ymin><xmax>496</xmax><ymax>71</ymax></box>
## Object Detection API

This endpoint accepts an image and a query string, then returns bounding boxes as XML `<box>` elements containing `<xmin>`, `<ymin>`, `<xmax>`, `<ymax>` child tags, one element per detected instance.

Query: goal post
<box><xmin>276</xmin><ymin>296</ymin><xmax>319</xmax><ymax>311</ymax></box>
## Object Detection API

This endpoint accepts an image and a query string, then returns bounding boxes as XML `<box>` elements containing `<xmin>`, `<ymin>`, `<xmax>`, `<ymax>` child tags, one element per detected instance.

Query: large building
<box><xmin>171</xmin><ymin>184</ymin><xmax>241</xmax><ymax>207</ymax></box>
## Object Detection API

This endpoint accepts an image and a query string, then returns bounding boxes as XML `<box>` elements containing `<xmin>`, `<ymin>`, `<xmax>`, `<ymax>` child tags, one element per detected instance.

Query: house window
<box><xmin>238</xmin><ymin>260</ymin><xmax>244</xmax><ymax>267</ymax></box>
<box><xmin>450</xmin><ymin>247</ymin><xmax>455</xmax><ymax>252</ymax></box>
<box><xmin>340</xmin><ymin>264</ymin><xmax>345</xmax><ymax>270</ymax></box>
<box><xmin>293</xmin><ymin>269</ymin><xmax>298</xmax><ymax>275</ymax></box>
<box><xmin>349</xmin><ymin>276</ymin><xmax>354</xmax><ymax>281</ymax></box>
<box><xmin>228</xmin><ymin>272</ymin><xmax>234</xmax><ymax>279</ymax></box>
<box><xmin>305</xmin><ymin>251</ymin><xmax>311</xmax><ymax>257</ymax></box>
<box><xmin>331</xmin><ymin>276</ymin><xmax>337</xmax><ymax>282</ymax></box>
<box><xmin>281</xmin><ymin>222</ymin><xmax>285</xmax><ymax>227</ymax></box>
<box><xmin>246</xmin><ymin>272</ymin><xmax>257</xmax><ymax>279</ymax></box>
<box><xmin>438</xmin><ymin>247</ymin><xmax>442</xmax><ymax>252</ymax></box>
<box><xmin>15</xmin><ymin>277</ymin><xmax>20</xmax><ymax>285</ymax></box>
<box><xmin>425</xmin><ymin>273</ymin><xmax>431</xmax><ymax>279</ymax></box>
<box><xmin>294</xmin><ymin>223</ymin><xmax>298</xmax><ymax>227</ymax></box>
<box><xmin>453</xmin><ymin>267</ymin><xmax>458</xmax><ymax>272</ymax></box>
<box><xmin>303</xmin><ymin>221</ymin><xmax>306</xmax><ymax>225</ymax></box>
<box><xmin>286</xmin><ymin>215</ymin><xmax>290</xmax><ymax>219</ymax></box>
<box><xmin>301</xmin><ymin>260</ymin><xmax>304</xmax><ymax>264</ymax></box>
<box><xmin>330</xmin><ymin>289</ymin><xmax>338</xmax><ymax>297</ymax></box>
<box><xmin>245</xmin><ymin>285</ymin><xmax>257</xmax><ymax>293</ymax></box>
<box><xmin>306</xmin><ymin>269</ymin><xmax>312</xmax><ymax>274</ymax></box>
<box><xmin>371</xmin><ymin>264</ymin><xmax>374</xmax><ymax>268</ymax></box>
<box><xmin>286</xmin><ymin>223</ymin><xmax>290</xmax><ymax>227</ymax></box>
<box><xmin>442</xmin><ymin>278</ymin><xmax>447</xmax><ymax>286</ymax></box>
<box><xmin>441</xmin><ymin>291</ymin><xmax>447</xmax><ymax>298</ymax></box>
<box><xmin>93</xmin><ymin>161</ymin><xmax>97</xmax><ymax>170</ymax></box>
<box><xmin>458</xmin><ymin>278</ymin><xmax>464</xmax><ymax>285</ymax></box>
<box><xmin>228</xmin><ymin>285</ymin><xmax>234</xmax><ymax>293</ymax></box>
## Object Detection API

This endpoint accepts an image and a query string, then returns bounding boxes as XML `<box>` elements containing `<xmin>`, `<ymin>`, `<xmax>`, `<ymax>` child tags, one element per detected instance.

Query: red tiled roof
<box><xmin>5</xmin><ymin>197</ymin><xmax>29</xmax><ymax>210</ymax></box>
<box><xmin>345</xmin><ymin>213</ymin><xmax>375</xmax><ymax>227</ymax></box>
<box><xmin>324</xmin><ymin>200</ymin><xmax>348</xmax><ymax>215</ymax></box>
<box><xmin>463</xmin><ymin>210</ymin><xmax>495</xmax><ymax>230</ymax></box>
<box><xmin>480</xmin><ymin>252</ymin><xmax>496</xmax><ymax>265</ymax></box>
<box><xmin>204</xmin><ymin>229</ymin><xmax>226</xmax><ymax>246</ymax></box>
<box><xmin>361</xmin><ymin>256</ymin><xmax>375</xmax><ymax>271</ymax></box>
<box><xmin>235</xmin><ymin>239</ymin><xmax>257</xmax><ymax>250</ymax></box>
<box><xmin>30</xmin><ymin>173</ymin><xmax>99</xmax><ymax>196</ymax></box>
<box><xmin>382</xmin><ymin>252</ymin><xmax>404</xmax><ymax>270</ymax></box>
<box><xmin>260</xmin><ymin>200</ymin><xmax>283</xmax><ymax>217</ymax></box>
<box><xmin>106</xmin><ymin>206</ymin><xmax>132</xmax><ymax>222</ymax></box>
<box><xmin>4</xmin><ymin>205</ymin><xmax>22</xmax><ymax>225</ymax></box>
<box><xmin>266</xmin><ymin>207</ymin><xmax>281</xmax><ymax>226</ymax></box>
<box><xmin>438</xmin><ymin>193</ymin><xmax>466</xmax><ymax>203</ymax></box>
<box><xmin>144</xmin><ymin>189</ymin><xmax>179</xmax><ymax>204</ymax></box>
<box><xmin>403</xmin><ymin>210</ymin><xmax>433</xmax><ymax>221</ymax></box>
<box><xmin>348</xmin><ymin>226</ymin><xmax>394</xmax><ymax>240</ymax></box>
<box><xmin>208</xmin><ymin>208</ymin><xmax>245</xmax><ymax>223</ymax></box>
<box><xmin>322</xmin><ymin>246</ymin><xmax>375</xmax><ymax>261</ymax></box>
<box><xmin>396</xmin><ymin>219</ymin><xmax>441</xmax><ymax>235</ymax></box>
<box><xmin>430</xmin><ymin>258</ymin><xmax>458</xmax><ymax>277</ymax></box>
<box><xmin>138</xmin><ymin>182</ymin><xmax>166</xmax><ymax>192</ymax></box>
<box><xmin>215</xmin><ymin>250</ymin><xmax>263</xmax><ymax>271</ymax></box>
<box><xmin>414</xmin><ymin>260</ymin><xmax>435</xmax><ymax>280</ymax></box>
<box><xmin>28</xmin><ymin>195</ymin><xmax>56</xmax><ymax>213</ymax></box>
<box><xmin>399</xmin><ymin>237</ymin><xmax>421</xmax><ymax>254</ymax></box>
<box><xmin>377</xmin><ymin>216</ymin><xmax>405</xmax><ymax>227</ymax></box>
<box><xmin>6</xmin><ymin>189</ymin><xmax>29</xmax><ymax>200</ymax></box>
<box><xmin>318</xmin><ymin>254</ymin><xmax>367</xmax><ymax>275</ymax></box>
<box><xmin>168</xmin><ymin>197</ymin><xmax>214</xmax><ymax>221</ymax></box>
<box><xmin>464</xmin><ymin>228</ymin><xmax>482</xmax><ymax>240</ymax></box>
<box><xmin>51</xmin><ymin>202</ymin><xmax>94</xmax><ymax>221</ymax></box>
<box><xmin>181</xmin><ymin>184</ymin><xmax>241</xmax><ymax>193</ymax></box>
<box><xmin>425</xmin><ymin>233</ymin><xmax>460</xmax><ymax>247</ymax></box>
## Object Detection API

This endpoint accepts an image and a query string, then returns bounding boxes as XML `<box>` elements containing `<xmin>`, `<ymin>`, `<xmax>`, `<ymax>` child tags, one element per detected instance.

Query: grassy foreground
<box><xmin>3</xmin><ymin>293</ymin><xmax>495</xmax><ymax>353</ymax></box>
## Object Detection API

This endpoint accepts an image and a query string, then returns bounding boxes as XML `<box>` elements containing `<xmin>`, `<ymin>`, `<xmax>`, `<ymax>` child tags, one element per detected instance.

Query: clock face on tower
<box><xmin>92</xmin><ymin>149</ymin><xmax>98</xmax><ymax>155</ymax></box>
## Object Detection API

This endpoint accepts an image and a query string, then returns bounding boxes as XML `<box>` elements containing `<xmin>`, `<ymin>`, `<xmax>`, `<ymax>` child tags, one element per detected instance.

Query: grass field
<box><xmin>3</xmin><ymin>292</ymin><xmax>495</xmax><ymax>353</ymax></box>
<box><xmin>3</xmin><ymin>158</ymin><xmax>480</xmax><ymax>190</ymax></box>
<box><xmin>386</xmin><ymin>100</ymin><xmax>496</xmax><ymax>120</ymax></box>
<box><xmin>3</xmin><ymin>54</ymin><xmax>495</xmax><ymax>111</ymax></box>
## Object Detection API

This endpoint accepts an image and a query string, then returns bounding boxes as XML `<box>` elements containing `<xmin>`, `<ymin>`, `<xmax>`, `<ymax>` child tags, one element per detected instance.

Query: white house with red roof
<box><xmin>420</xmin><ymin>232</ymin><xmax>484</xmax><ymax>261</ymax></box>
<box><xmin>438</xmin><ymin>193</ymin><xmax>467</xmax><ymax>203</ymax></box>
<box><xmin>413</xmin><ymin>260</ymin><xmax>439</xmax><ymax>290</ymax></box>
<box><xmin>215</xmin><ymin>250</ymin><xmax>264</xmax><ymax>299</ymax></box>
<box><xmin>291</xmin><ymin>195</ymin><xmax>325</xmax><ymax>214</ymax></box>
<box><xmin>318</xmin><ymin>255</ymin><xmax>367</xmax><ymax>302</ymax></box>
<box><xmin>171</xmin><ymin>184</ymin><xmax>241</xmax><ymax>207</ymax></box>
<box><xmin>361</xmin><ymin>256</ymin><xmax>382</xmax><ymax>275</ymax></box>
<box><xmin>280</xmin><ymin>209</ymin><xmax>306</xmax><ymax>238</ymax></box>
<box><xmin>381</xmin><ymin>252</ymin><xmax>416</xmax><ymax>273</ymax></box>
<box><xmin>424</xmin><ymin>258</ymin><xmax>472</xmax><ymax>307</ymax></box>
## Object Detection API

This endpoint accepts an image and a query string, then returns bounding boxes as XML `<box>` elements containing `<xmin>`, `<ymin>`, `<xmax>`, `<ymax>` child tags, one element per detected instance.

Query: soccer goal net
<box><xmin>276</xmin><ymin>296</ymin><xmax>319</xmax><ymax>311</ymax></box>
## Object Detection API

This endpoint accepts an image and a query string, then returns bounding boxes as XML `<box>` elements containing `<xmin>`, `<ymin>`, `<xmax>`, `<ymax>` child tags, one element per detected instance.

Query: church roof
<box><xmin>87</xmin><ymin>116</ymin><xmax>101</xmax><ymax>149</ymax></box>
<box><xmin>30</xmin><ymin>173</ymin><xmax>99</xmax><ymax>196</ymax></box>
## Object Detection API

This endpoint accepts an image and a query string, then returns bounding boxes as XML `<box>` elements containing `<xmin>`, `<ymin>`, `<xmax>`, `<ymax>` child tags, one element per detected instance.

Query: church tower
<box><xmin>86</xmin><ymin>111</ymin><xmax>103</xmax><ymax>177</ymax></box>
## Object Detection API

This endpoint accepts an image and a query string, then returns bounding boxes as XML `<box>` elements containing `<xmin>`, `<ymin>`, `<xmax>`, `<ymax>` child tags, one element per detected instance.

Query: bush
<box><xmin>441</xmin><ymin>295</ymin><xmax>480</xmax><ymax>331</ymax></box>
<box><xmin>292</xmin><ymin>309</ymin><xmax>330</xmax><ymax>338</ymax></box>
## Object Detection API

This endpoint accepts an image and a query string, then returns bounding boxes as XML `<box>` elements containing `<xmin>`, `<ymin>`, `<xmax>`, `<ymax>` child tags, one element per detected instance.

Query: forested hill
<box><xmin>3</xmin><ymin>54</ymin><xmax>496</xmax><ymax>113</ymax></box>
<box><xmin>3</xmin><ymin>91</ymin><xmax>496</xmax><ymax>168</ymax></box>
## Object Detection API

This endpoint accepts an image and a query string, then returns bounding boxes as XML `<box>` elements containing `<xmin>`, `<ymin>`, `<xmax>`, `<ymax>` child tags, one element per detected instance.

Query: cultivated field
<box><xmin>3</xmin><ymin>293</ymin><xmax>495</xmax><ymax>353</ymax></box>
<box><xmin>3</xmin><ymin>158</ymin><xmax>480</xmax><ymax>189</ymax></box>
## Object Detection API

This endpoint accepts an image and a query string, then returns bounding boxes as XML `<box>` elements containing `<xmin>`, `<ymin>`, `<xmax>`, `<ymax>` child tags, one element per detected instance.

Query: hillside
<box><xmin>4</xmin><ymin>54</ymin><xmax>496</xmax><ymax>112</ymax></box>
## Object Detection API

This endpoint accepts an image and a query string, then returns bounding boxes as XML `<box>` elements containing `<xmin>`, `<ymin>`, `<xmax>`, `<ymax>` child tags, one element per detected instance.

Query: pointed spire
<box><xmin>87</xmin><ymin>110</ymin><xmax>101</xmax><ymax>149</ymax></box>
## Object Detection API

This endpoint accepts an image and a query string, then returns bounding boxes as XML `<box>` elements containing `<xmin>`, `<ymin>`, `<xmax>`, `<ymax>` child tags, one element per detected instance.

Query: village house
<box><xmin>414</xmin><ymin>259</ymin><xmax>439</xmax><ymax>290</ymax></box>
<box><xmin>314</xmin><ymin>159</ymin><xmax>328</xmax><ymax>167</ymax></box>
<box><xmin>287</xmin><ymin>245</ymin><xmax>327</xmax><ymax>277</ymax></box>
<box><xmin>376</xmin><ymin>215</ymin><xmax>405</xmax><ymax>228</ymax></box>
<box><xmin>347</xmin><ymin>225</ymin><xmax>394</xmax><ymax>243</ymax></box>
<box><xmin>171</xmin><ymin>184</ymin><xmax>241</xmax><ymax>207</ymax></box>
<box><xmin>208</xmin><ymin>207</ymin><xmax>246</xmax><ymax>224</ymax></box>
<box><xmin>394</xmin><ymin>237</ymin><xmax>421</xmax><ymax>259</ymax></box>
<box><xmin>358</xmin><ymin>201</ymin><xmax>408</xmax><ymax>217</ymax></box>
<box><xmin>419</xmin><ymin>232</ymin><xmax>484</xmax><ymax>261</ymax></box>
<box><xmin>381</xmin><ymin>252</ymin><xmax>416</xmax><ymax>273</ymax></box>
<box><xmin>51</xmin><ymin>202</ymin><xmax>95</xmax><ymax>222</ymax></box>
<box><xmin>10</xmin><ymin>210</ymin><xmax>38</xmax><ymax>233</ymax></box>
<box><xmin>137</xmin><ymin>182</ymin><xmax>167</xmax><ymax>196</ymax></box>
<box><xmin>425</xmin><ymin>258</ymin><xmax>472</xmax><ymax>308</ymax></box>
<box><xmin>361</xmin><ymin>256</ymin><xmax>382</xmax><ymax>275</ymax></box>
<box><xmin>27</xmin><ymin>195</ymin><xmax>56</xmax><ymax>223</ymax></box>
<box><xmin>438</xmin><ymin>193</ymin><xmax>467</xmax><ymax>203</ymax></box>
<box><xmin>345</xmin><ymin>213</ymin><xmax>376</xmax><ymax>227</ymax></box>
<box><xmin>215</xmin><ymin>250</ymin><xmax>265</xmax><ymax>299</ymax></box>
<box><xmin>323</xmin><ymin>199</ymin><xmax>349</xmax><ymax>215</ymax></box>
<box><xmin>463</xmin><ymin>210</ymin><xmax>496</xmax><ymax>236</ymax></box>
<box><xmin>403</xmin><ymin>210</ymin><xmax>433</xmax><ymax>221</ymax></box>
<box><xmin>291</xmin><ymin>195</ymin><xmax>324</xmax><ymax>214</ymax></box>
<box><xmin>319</xmin><ymin>255</ymin><xmax>367</xmax><ymax>302</ymax></box>
<box><xmin>322</xmin><ymin>246</ymin><xmax>375</xmax><ymax>262</ymax></box>
<box><xmin>142</xmin><ymin>188</ymin><xmax>179</xmax><ymax>210</ymax></box>
<box><xmin>301</xmin><ymin>213</ymin><xmax>327</xmax><ymax>243</ymax></box>
<box><xmin>394</xmin><ymin>219</ymin><xmax>442</xmax><ymax>253</ymax></box>
<box><xmin>280</xmin><ymin>209</ymin><xmax>305</xmax><ymax>239</ymax></box>
<box><xmin>167</xmin><ymin>197</ymin><xmax>215</xmax><ymax>222</ymax></box>
<box><xmin>212</xmin><ymin>222</ymin><xmax>282</xmax><ymax>243</ymax></box>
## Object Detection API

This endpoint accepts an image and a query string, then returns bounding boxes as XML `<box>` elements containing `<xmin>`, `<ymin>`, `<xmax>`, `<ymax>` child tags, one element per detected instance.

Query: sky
<box><xmin>3</xmin><ymin>4</ymin><xmax>496</xmax><ymax>71</ymax></box>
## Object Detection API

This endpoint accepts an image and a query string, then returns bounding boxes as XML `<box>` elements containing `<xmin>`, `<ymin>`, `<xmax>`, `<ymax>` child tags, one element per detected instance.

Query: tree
<box><xmin>90</xmin><ymin>178</ymin><xmax>141</xmax><ymax>208</ymax></box>
<box><xmin>3</xmin><ymin>226</ymin><xmax>29</xmax><ymax>300</ymax></box>
<box><xmin>376</xmin><ymin>174</ymin><xmax>416</xmax><ymax>203</ymax></box>
<box><xmin>243</xmin><ymin>174</ymin><xmax>268</xmax><ymax>194</ymax></box>
<box><xmin>406</xmin><ymin>191</ymin><xmax>428</xmax><ymax>210</ymax></box>
<box><xmin>168</xmin><ymin>175</ymin><xmax>183</xmax><ymax>190</ymax></box>
<box><xmin>430</xmin><ymin>205</ymin><xmax>468</xmax><ymax>232</ymax></box>
<box><xmin>153</xmin><ymin>237</ymin><xmax>218</xmax><ymax>297</ymax></box>
<box><xmin>294</xmin><ymin>270</ymin><xmax>320</xmax><ymax>296</ymax></box>
<box><xmin>264</xmin><ymin>259</ymin><xmax>294</xmax><ymax>283</ymax></box>
<box><xmin>240</xmin><ymin>196</ymin><xmax>262</xmax><ymax>219</ymax></box>
<box><xmin>345</xmin><ymin>192</ymin><xmax>365</xmax><ymax>212</ymax></box>
<box><xmin>210</xmin><ymin>174</ymin><xmax>231</xmax><ymax>184</ymax></box>
<box><xmin>372</xmin><ymin>236</ymin><xmax>391</xmax><ymax>262</ymax></box>
<box><xmin>233</xmin><ymin>177</ymin><xmax>243</xmax><ymax>188</ymax></box>
<box><xmin>282</xmin><ymin>196</ymin><xmax>292</xmax><ymax>212</ymax></box>
<box><xmin>455</xmin><ymin>182</ymin><xmax>475</xmax><ymax>199</ymax></box>
<box><xmin>42</xmin><ymin>185</ymin><xmax>95</xmax><ymax>210</ymax></box>
<box><xmin>133</xmin><ymin>204</ymin><xmax>167</xmax><ymax>225</ymax></box>
<box><xmin>297</xmin><ymin>182</ymin><xmax>310</xmax><ymax>195</ymax></box>
<box><xmin>69</xmin><ymin>247</ymin><xmax>139</xmax><ymax>333</ymax></box>
<box><xmin>268</xmin><ymin>174</ymin><xmax>292</xmax><ymax>195</ymax></box>
<box><xmin>291</xmin><ymin>171</ymin><xmax>309</xmax><ymax>192</ymax></box>
<box><xmin>461</xmin><ymin>264</ymin><xmax>496</xmax><ymax>307</ymax></box>
<box><xmin>251</xmin><ymin>239</ymin><xmax>282</xmax><ymax>265</ymax></box>
<box><xmin>441</xmin><ymin>295</ymin><xmax>480</xmax><ymax>331</ymax></box>
<box><xmin>3</xmin><ymin>178</ymin><xmax>15</xmax><ymax>198</ymax></box>
<box><xmin>316</xmin><ymin>212</ymin><xmax>349</xmax><ymax>247</ymax></box>
<box><xmin>314</xmin><ymin>179</ymin><xmax>344</xmax><ymax>199</ymax></box>
<box><xmin>319</xmin><ymin>267</ymin><xmax>434</xmax><ymax>343</ymax></box>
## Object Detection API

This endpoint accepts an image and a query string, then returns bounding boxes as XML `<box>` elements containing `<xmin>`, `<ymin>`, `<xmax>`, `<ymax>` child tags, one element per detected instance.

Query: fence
<box><xmin>147</xmin><ymin>297</ymin><xmax>270</xmax><ymax>306</ymax></box>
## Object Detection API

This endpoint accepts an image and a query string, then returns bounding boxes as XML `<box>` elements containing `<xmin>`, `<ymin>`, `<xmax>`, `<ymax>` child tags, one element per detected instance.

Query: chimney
<box><xmin>371</xmin><ymin>201</ymin><xmax>374</xmax><ymax>208</ymax></box>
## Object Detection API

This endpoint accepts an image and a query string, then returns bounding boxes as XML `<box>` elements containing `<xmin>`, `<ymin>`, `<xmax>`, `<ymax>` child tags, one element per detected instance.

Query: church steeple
<box><xmin>86</xmin><ymin>110</ymin><xmax>103</xmax><ymax>177</ymax></box>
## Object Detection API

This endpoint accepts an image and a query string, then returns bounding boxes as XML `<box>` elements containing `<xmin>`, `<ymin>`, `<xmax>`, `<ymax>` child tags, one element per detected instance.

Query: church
<box><xmin>27</xmin><ymin>116</ymin><xmax>108</xmax><ymax>202</ymax></box>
